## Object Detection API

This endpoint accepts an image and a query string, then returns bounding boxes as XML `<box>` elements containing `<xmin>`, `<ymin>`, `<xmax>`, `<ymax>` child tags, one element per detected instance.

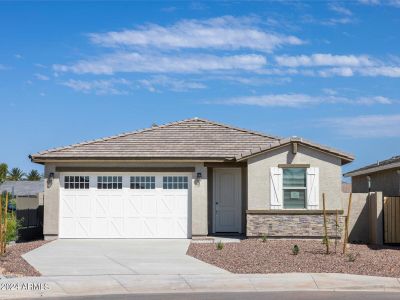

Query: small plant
<box><xmin>6</xmin><ymin>213</ymin><xmax>22</xmax><ymax>243</ymax></box>
<box><xmin>292</xmin><ymin>244</ymin><xmax>299</xmax><ymax>255</ymax></box>
<box><xmin>216</xmin><ymin>241</ymin><xmax>224</xmax><ymax>250</ymax></box>
<box><xmin>261</xmin><ymin>233</ymin><xmax>268</xmax><ymax>243</ymax></box>
<box><xmin>346</xmin><ymin>252</ymin><xmax>360</xmax><ymax>262</ymax></box>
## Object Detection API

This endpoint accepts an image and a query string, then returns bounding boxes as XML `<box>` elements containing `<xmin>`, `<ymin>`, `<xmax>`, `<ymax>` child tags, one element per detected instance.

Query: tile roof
<box><xmin>344</xmin><ymin>155</ymin><xmax>400</xmax><ymax>177</ymax></box>
<box><xmin>30</xmin><ymin>117</ymin><xmax>354</xmax><ymax>164</ymax></box>
<box><xmin>0</xmin><ymin>180</ymin><xmax>44</xmax><ymax>196</ymax></box>
<box><xmin>31</xmin><ymin>118</ymin><xmax>279</xmax><ymax>161</ymax></box>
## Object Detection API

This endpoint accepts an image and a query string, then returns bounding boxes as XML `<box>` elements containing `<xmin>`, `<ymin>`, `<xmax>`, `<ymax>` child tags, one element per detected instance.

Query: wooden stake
<box><xmin>322</xmin><ymin>193</ymin><xmax>329</xmax><ymax>254</ymax></box>
<box><xmin>0</xmin><ymin>193</ymin><xmax>2</xmax><ymax>255</ymax></box>
<box><xmin>3</xmin><ymin>193</ymin><xmax>8</xmax><ymax>254</ymax></box>
<box><xmin>343</xmin><ymin>193</ymin><xmax>352</xmax><ymax>254</ymax></box>
<box><xmin>335</xmin><ymin>209</ymin><xmax>338</xmax><ymax>254</ymax></box>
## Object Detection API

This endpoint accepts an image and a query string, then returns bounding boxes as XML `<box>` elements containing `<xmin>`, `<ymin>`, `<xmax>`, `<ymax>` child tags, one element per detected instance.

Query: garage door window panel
<box><xmin>163</xmin><ymin>176</ymin><xmax>188</xmax><ymax>189</ymax></box>
<box><xmin>130</xmin><ymin>176</ymin><xmax>155</xmax><ymax>189</ymax></box>
<box><xmin>64</xmin><ymin>176</ymin><xmax>89</xmax><ymax>189</ymax></box>
<box><xmin>97</xmin><ymin>176</ymin><xmax>122</xmax><ymax>189</ymax></box>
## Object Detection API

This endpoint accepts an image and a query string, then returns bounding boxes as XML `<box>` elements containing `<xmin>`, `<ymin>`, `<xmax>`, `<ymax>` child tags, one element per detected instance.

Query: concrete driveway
<box><xmin>23</xmin><ymin>239</ymin><xmax>228</xmax><ymax>276</ymax></box>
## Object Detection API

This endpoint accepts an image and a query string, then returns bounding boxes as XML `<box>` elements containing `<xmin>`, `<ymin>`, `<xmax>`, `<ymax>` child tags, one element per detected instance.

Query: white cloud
<box><xmin>329</xmin><ymin>3</ymin><xmax>353</xmax><ymax>16</ymax></box>
<box><xmin>53</xmin><ymin>52</ymin><xmax>267</xmax><ymax>75</ymax></box>
<box><xmin>358</xmin><ymin>0</ymin><xmax>400</xmax><ymax>7</ymax></box>
<box><xmin>319</xmin><ymin>67</ymin><xmax>354</xmax><ymax>77</ymax></box>
<box><xmin>220</xmin><ymin>94</ymin><xmax>318</xmax><ymax>107</ymax></box>
<box><xmin>275</xmin><ymin>54</ymin><xmax>375</xmax><ymax>67</ymax></box>
<box><xmin>323</xmin><ymin>114</ymin><xmax>400</xmax><ymax>138</ymax></box>
<box><xmin>88</xmin><ymin>16</ymin><xmax>303</xmax><ymax>53</ymax></box>
<box><xmin>138</xmin><ymin>76</ymin><xmax>206</xmax><ymax>92</ymax></box>
<box><xmin>34</xmin><ymin>63</ymin><xmax>47</xmax><ymax>68</ymax></box>
<box><xmin>61</xmin><ymin>78</ymin><xmax>131</xmax><ymax>95</ymax></box>
<box><xmin>358</xmin><ymin>66</ymin><xmax>400</xmax><ymax>77</ymax></box>
<box><xmin>216</xmin><ymin>93</ymin><xmax>395</xmax><ymax>108</ymax></box>
<box><xmin>214</xmin><ymin>75</ymin><xmax>292</xmax><ymax>86</ymax></box>
<box><xmin>34</xmin><ymin>73</ymin><xmax>50</xmax><ymax>81</ymax></box>
<box><xmin>358</xmin><ymin>0</ymin><xmax>380</xmax><ymax>4</ymax></box>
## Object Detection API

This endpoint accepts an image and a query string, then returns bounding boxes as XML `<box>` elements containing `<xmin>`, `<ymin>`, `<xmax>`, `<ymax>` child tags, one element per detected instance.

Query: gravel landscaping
<box><xmin>187</xmin><ymin>239</ymin><xmax>400</xmax><ymax>277</ymax></box>
<box><xmin>0</xmin><ymin>240</ymin><xmax>47</xmax><ymax>277</ymax></box>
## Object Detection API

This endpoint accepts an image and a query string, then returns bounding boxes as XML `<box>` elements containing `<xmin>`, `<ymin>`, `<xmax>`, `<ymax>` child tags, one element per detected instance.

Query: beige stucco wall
<box><xmin>43</xmin><ymin>164</ymin><xmax>60</xmax><ymax>240</ymax></box>
<box><xmin>42</xmin><ymin>161</ymin><xmax>208</xmax><ymax>239</ymax></box>
<box><xmin>341</xmin><ymin>192</ymin><xmax>383</xmax><ymax>245</ymax></box>
<box><xmin>247</xmin><ymin>144</ymin><xmax>344</xmax><ymax>210</ymax></box>
<box><xmin>352</xmin><ymin>169</ymin><xmax>400</xmax><ymax>196</ymax></box>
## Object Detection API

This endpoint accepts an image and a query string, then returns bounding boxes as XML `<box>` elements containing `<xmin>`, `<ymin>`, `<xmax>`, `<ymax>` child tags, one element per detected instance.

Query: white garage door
<box><xmin>59</xmin><ymin>173</ymin><xmax>191</xmax><ymax>238</ymax></box>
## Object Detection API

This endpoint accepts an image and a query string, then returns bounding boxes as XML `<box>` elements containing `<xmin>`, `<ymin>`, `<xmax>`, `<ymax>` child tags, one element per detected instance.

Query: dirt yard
<box><xmin>187</xmin><ymin>239</ymin><xmax>400</xmax><ymax>277</ymax></box>
<box><xmin>0</xmin><ymin>240</ymin><xmax>47</xmax><ymax>277</ymax></box>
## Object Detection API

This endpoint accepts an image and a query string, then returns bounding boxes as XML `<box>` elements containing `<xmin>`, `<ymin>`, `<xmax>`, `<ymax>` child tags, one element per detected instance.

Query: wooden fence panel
<box><xmin>384</xmin><ymin>197</ymin><xmax>400</xmax><ymax>244</ymax></box>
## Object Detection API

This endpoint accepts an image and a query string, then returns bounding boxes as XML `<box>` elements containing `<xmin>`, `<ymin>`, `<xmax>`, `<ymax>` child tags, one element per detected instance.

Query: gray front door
<box><xmin>214</xmin><ymin>169</ymin><xmax>241</xmax><ymax>233</ymax></box>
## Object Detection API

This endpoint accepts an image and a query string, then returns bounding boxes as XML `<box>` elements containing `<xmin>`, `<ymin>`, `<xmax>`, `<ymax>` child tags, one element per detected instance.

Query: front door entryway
<box><xmin>213</xmin><ymin>168</ymin><xmax>241</xmax><ymax>233</ymax></box>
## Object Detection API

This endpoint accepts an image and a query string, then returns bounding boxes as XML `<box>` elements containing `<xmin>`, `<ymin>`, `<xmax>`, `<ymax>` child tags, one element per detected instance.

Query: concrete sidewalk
<box><xmin>1</xmin><ymin>273</ymin><xmax>400</xmax><ymax>299</ymax></box>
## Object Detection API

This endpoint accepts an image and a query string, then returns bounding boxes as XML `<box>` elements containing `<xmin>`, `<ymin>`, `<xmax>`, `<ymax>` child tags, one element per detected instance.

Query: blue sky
<box><xmin>1</xmin><ymin>1</ymin><xmax>399</xmax><ymax>176</ymax></box>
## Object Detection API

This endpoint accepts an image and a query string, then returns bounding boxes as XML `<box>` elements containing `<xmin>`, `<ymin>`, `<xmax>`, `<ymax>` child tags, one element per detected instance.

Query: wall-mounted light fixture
<box><xmin>197</xmin><ymin>172</ymin><xmax>202</xmax><ymax>180</ymax></box>
<box><xmin>366</xmin><ymin>175</ymin><xmax>371</xmax><ymax>192</ymax></box>
<box><xmin>47</xmin><ymin>172</ymin><xmax>54</xmax><ymax>188</ymax></box>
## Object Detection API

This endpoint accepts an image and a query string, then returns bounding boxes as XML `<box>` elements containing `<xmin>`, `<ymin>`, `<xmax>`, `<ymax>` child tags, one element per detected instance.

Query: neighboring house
<box><xmin>0</xmin><ymin>180</ymin><xmax>45</xmax><ymax>210</ymax></box>
<box><xmin>0</xmin><ymin>180</ymin><xmax>44</xmax><ymax>197</ymax></box>
<box><xmin>344</xmin><ymin>155</ymin><xmax>400</xmax><ymax>196</ymax></box>
<box><xmin>30</xmin><ymin>118</ymin><xmax>354</xmax><ymax>240</ymax></box>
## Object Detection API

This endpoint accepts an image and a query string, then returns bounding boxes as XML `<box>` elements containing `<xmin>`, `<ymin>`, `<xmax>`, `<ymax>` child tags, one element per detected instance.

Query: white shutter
<box><xmin>270</xmin><ymin>167</ymin><xmax>283</xmax><ymax>209</ymax></box>
<box><xmin>307</xmin><ymin>167</ymin><xmax>319</xmax><ymax>209</ymax></box>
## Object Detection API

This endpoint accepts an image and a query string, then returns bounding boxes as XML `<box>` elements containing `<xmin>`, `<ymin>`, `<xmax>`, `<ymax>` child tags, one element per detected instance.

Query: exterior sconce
<box><xmin>366</xmin><ymin>175</ymin><xmax>371</xmax><ymax>192</ymax></box>
<box><xmin>47</xmin><ymin>172</ymin><xmax>54</xmax><ymax>188</ymax></box>
<box><xmin>194</xmin><ymin>172</ymin><xmax>202</xmax><ymax>185</ymax></box>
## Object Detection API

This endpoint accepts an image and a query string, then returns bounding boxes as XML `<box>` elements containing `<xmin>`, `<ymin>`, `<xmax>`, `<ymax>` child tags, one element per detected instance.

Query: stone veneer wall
<box><xmin>247</xmin><ymin>210</ymin><xmax>345</xmax><ymax>238</ymax></box>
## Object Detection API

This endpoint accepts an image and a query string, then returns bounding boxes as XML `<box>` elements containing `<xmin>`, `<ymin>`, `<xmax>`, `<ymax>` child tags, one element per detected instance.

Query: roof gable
<box><xmin>344</xmin><ymin>155</ymin><xmax>400</xmax><ymax>177</ymax></box>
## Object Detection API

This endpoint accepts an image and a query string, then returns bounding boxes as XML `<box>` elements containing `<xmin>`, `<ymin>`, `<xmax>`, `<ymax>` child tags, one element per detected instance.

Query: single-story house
<box><xmin>30</xmin><ymin>118</ymin><xmax>354</xmax><ymax>240</ymax></box>
<box><xmin>344</xmin><ymin>155</ymin><xmax>400</xmax><ymax>196</ymax></box>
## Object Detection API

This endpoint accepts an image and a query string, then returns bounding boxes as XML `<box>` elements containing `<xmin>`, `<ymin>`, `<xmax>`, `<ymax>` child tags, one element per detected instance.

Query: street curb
<box><xmin>1</xmin><ymin>273</ymin><xmax>400</xmax><ymax>299</ymax></box>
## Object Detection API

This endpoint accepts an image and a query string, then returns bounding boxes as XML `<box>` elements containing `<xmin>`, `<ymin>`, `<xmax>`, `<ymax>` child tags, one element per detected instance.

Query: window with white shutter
<box><xmin>270</xmin><ymin>166</ymin><xmax>320</xmax><ymax>210</ymax></box>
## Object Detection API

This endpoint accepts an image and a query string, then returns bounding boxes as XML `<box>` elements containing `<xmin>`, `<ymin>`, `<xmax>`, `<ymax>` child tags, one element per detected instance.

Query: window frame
<box><xmin>282</xmin><ymin>167</ymin><xmax>307</xmax><ymax>209</ymax></box>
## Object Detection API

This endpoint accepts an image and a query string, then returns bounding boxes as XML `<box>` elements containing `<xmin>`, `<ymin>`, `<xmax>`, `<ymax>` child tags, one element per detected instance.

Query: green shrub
<box><xmin>346</xmin><ymin>252</ymin><xmax>359</xmax><ymax>262</ymax></box>
<box><xmin>261</xmin><ymin>233</ymin><xmax>268</xmax><ymax>243</ymax></box>
<box><xmin>6</xmin><ymin>213</ymin><xmax>22</xmax><ymax>242</ymax></box>
<box><xmin>216</xmin><ymin>241</ymin><xmax>224</xmax><ymax>250</ymax></box>
<box><xmin>322</xmin><ymin>236</ymin><xmax>329</xmax><ymax>245</ymax></box>
<box><xmin>292</xmin><ymin>244</ymin><xmax>299</xmax><ymax>255</ymax></box>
